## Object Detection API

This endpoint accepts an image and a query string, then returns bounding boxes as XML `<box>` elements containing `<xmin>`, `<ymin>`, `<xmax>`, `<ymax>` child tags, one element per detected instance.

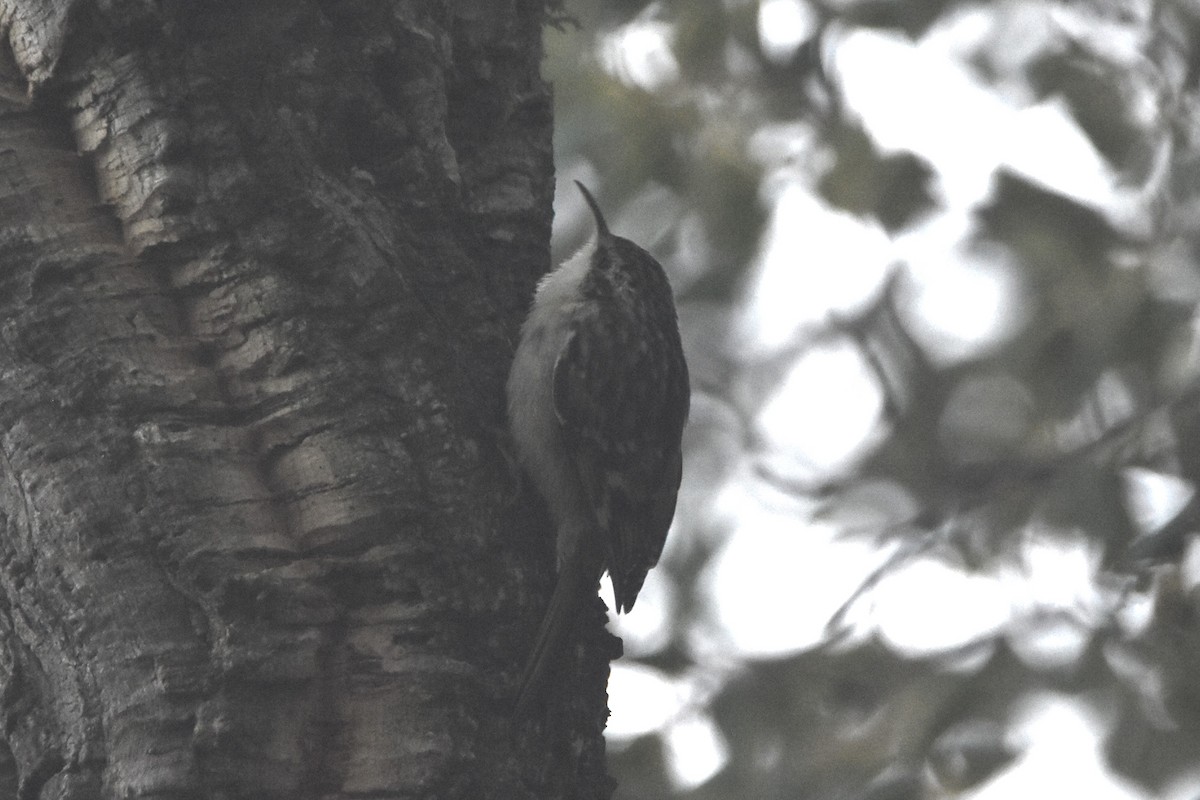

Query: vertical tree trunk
<box><xmin>0</xmin><ymin>1</ymin><xmax>609</xmax><ymax>797</ymax></box>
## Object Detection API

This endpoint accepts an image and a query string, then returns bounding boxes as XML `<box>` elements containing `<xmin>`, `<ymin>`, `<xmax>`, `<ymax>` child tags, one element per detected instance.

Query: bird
<box><xmin>506</xmin><ymin>180</ymin><xmax>690</xmax><ymax>712</ymax></box>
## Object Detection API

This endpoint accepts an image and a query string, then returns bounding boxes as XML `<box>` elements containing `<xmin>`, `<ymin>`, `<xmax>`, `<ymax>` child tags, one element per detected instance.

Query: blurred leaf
<box><xmin>1127</xmin><ymin>495</ymin><xmax>1199</xmax><ymax>563</ymax></box>
<box><xmin>671</xmin><ymin>0</ymin><xmax>733</xmax><ymax>84</ymax></box>
<box><xmin>1114</xmin><ymin>297</ymin><xmax>1195</xmax><ymax>374</ymax></box>
<box><xmin>1036</xmin><ymin>465</ymin><xmax>1136</xmax><ymax>560</ymax></box>
<box><xmin>1172</xmin><ymin>392</ymin><xmax>1200</xmax><ymax>484</ymax></box>
<box><xmin>1027</xmin><ymin>45</ymin><xmax>1146</xmax><ymax>173</ymax></box>
<box><xmin>938</xmin><ymin>373</ymin><xmax>1034</xmax><ymax>466</ymax></box>
<box><xmin>850</xmin><ymin>768</ymin><xmax>922</xmax><ymax>800</ymax></box>
<box><xmin>686</xmin><ymin>124</ymin><xmax>766</xmax><ymax>298</ymax></box>
<box><xmin>818</xmin><ymin>124</ymin><xmax>937</xmax><ymax>232</ymax></box>
<box><xmin>839</xmin><ymin>0</ymin><xmax>959</xmax><ymax>38</ymax></box>
<box><xmin>591</xmin><ymin>77</ymin><xmax>698</xmax><ymax>191</ymax></box>
<box><xmin>928</xmin><ymin>718</ymin><xmax>1016</xmax><ymax>792</ymax></box>
<box><xmin>1103</xmin><ymin>567</ymin><xmax>1200</xmax><ymax>783</ymax></box>
<box><xmin>711</xmin><ymin>642</ymin><xmax>972</xmax><ymax>799</ymax></box>
<box><xmin>816</xmin><ymin>479</ymin><xmax>921</xmax><ymax>534</ymax></box>
<box><xmin>611</xmin><ymin>735</ymin><xmax>671</xmax><ymax>800</ymax></box>
<box><xmin>976</xmin><ymin>171</ymin><xmax>1122</xmax><ymax>278</ymax></box>
<box><xmin>1028</xmin><ymin>329</ymin><xmax>1105</xmax><ymax>416</ymax></box>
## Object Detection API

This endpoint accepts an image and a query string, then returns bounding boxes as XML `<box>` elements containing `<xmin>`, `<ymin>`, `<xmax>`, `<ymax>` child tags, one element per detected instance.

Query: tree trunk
<box><xmin>0</xmin><ymin>1</ymin><xmax>608</xmax><ymax>797</ymax></box>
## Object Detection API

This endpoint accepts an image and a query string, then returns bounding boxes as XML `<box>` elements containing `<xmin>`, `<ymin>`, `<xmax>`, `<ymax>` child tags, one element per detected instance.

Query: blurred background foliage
<box><xmin>543</xmin><ymin>0</ymin><xmax>1200</xmax><ymax>798</ymax></box>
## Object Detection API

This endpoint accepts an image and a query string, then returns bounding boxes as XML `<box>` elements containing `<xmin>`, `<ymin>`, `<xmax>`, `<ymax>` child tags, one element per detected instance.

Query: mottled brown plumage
<box><xmin>507</xmin><ymin>182</ymin><xmax>689</xmax><ymax>712</ymax></box>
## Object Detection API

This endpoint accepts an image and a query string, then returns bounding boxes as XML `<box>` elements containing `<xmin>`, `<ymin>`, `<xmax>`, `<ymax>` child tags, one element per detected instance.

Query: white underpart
<box><xmin>507</xmin><ymin>241</ymin><xmax>596</xmax><ymax>565</ymax></box>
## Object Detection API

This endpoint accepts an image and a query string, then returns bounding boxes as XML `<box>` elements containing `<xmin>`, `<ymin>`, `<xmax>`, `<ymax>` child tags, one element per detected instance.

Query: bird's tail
<box><xmin>515</xmin><ymin>539</ymin><xmax>602</xmax><ymax>714</ymax></box>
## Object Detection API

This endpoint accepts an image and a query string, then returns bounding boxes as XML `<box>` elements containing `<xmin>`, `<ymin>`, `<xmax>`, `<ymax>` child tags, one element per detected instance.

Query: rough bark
<box><xmin>0</xmin><ymin>1</ymin><xmax>609</xmax><ymax>798</ymax></box>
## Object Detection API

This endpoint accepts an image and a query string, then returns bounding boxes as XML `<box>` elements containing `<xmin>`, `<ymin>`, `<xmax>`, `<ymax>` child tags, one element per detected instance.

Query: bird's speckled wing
<box><xmin>552</xmin><ymin>278</ymin><xmax>689</xmax><ymax>613</ymax></box>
